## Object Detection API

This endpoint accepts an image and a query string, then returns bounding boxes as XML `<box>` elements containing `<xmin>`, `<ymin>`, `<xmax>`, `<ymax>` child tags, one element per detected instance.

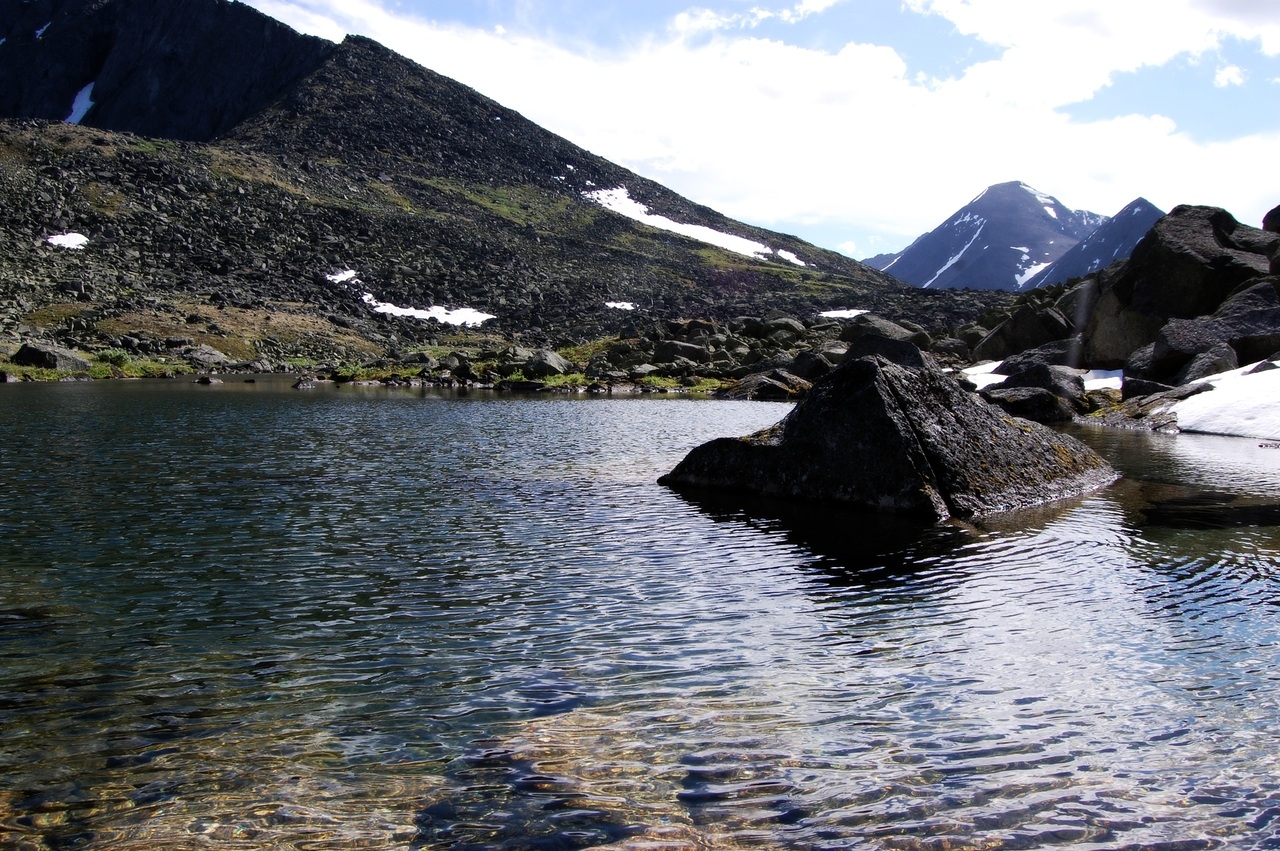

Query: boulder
<box><xmin>1132</xmin><ymin>278</ymin><xmax>1280</xmax><ymax>382</ymax></box>
<box><xmin>524</xmin><ymin>349</ymin><xmax>572</xmax><ymax>378</ymax></box>
<box><xmin>1083</xmin><ymin>206</ymin><xmax>1277</xmax><ymax>367</ymax></box>
<box><xmin>980</xmin><ymin>386</ymin><xmax>1076</xmax><ymax>423</ymax></box>
<box><xmin>1265</xmin><ymin>204</ymin><xmax>1280</xmax><ymax>234</ymax></box>
<box><xmin>718</xmin><ymin>369</ymin><xmax>811</xmax><ymax>401</ymax></box>
<box><xmin>1174</xmin><ymin>342</ymin><xmax>1237</xmax><ymax>384</ymax></box>
<box><xmin>11</xmin><ymin>342</ymin><xmax>92</xmax><ymax>372</ymax></box>
<box><xmin>184</xmin><ymin>344</ymin><xmax>232</xmax><ymax>368</ymax></box>
<box><xmin>839</xmin><ymin>314</ymin><xmax>928</xmax><ymax>348</ymax></box>
<box><xmin>994</xmin><ymin>336</ymin><xmax>1083</xmax><ymax>375</ymax></box>
<box><xmin>841</xmin><ymin>334</ymin><xmax>928</xmax><ymax>370</ymax></box>
<box><xmin>661</xmin><ymin>355</ymin><xmax>1117</xmax><ymax>521</ymax></box>
<box><xmin>972</xmin><ymin>303</ymin><xmax>1072</xmax><ymax>363</ymax></box>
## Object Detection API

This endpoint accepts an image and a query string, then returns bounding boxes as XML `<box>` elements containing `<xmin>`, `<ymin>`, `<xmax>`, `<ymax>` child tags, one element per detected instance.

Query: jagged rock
<box><xmin>930</xmin><ymin>337</ymin><xmax>970</xmax><ymax>360</ymax></box>
<box><xmin>994</xmin><ymin>336</ymin><xmax>1083</xmax><ymax>374</ymax></box>
<box><xmin>1174</xmin><ymin>342</ymin><xmax>1237</xmax><ymax>384</ymax></box>
<box><xmin>1083</xmin><ymin>206</ymin><xmax>1278</xmax><ymax>367</ymax></box>
<box><xmin>717</xmin><ymin>369</ymin><xmax>811</xmax><ymax>401</ymax></box>
<box><xmin>981</xmin><ymin>386</ymin><xmax>1076</xmax><ymax>423</ymax></box>
<box><xmin>972</xmin><ymin>302</ymin><xmax>1073</xmax><ymax>363</ymax></box>
<box><xmin>1265</xmin><ymin>204</ymin><xmax>1280</xmax><ymax>234</ymax></box>
<box><xmin>789</xmin><ymin>350</ymin><xmax>835</xmax><ymax>380</ymax></box>
<box><xmin>662</xmin><ymin>355</ymin><xmax>1117</xmax><ymax>521</ymax></box>
<box><xmin>839</xmin><ymin>314</ymin><xmax>925</xmax><ymax>347</ymax></box>
<box><xmin>1121</xmin><ymin>377</ymin><xmax>1174</xmax><ymax>401</ymax></box>
<box><xmin>981</xmin><ymin>363</ymin><xmax>1088</xmax><ymax>423</ymax></box>
<box><xmin>1128</xmin><ymin>278</ymin><xmax>1280</xmax><ymax>383</ymax></box>
<box><xmin>841</xmin><ymin>334</ymin><xmax>928</xmax><ymax>370</ymax></box>
<box><xmin>11</xmin><ymin>341</ymin><xmax>91</xmax><ymax>371</ymax></box>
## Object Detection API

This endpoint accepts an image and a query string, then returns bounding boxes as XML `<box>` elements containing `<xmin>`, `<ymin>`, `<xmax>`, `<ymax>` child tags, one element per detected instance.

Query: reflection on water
<box><xmin>1</xmin><ymin>379</ymin><xmax>1280</xmax><ymax>849</ymax></box>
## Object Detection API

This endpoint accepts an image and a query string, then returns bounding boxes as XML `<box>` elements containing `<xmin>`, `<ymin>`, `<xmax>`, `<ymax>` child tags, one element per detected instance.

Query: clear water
<box><xmin>2</xmin><ymin>377</ymin><xmax>1280</xmax><ymax>850</ymax></box>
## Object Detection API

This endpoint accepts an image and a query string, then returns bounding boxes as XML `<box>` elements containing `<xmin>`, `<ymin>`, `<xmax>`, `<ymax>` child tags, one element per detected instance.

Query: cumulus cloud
<box><xmin>1214</xmin><ymin>63</ymin><xmax>1247</xmax><ymax>85</ymax></box>
<box><xmin>244</xmin><ymin>0</ymin><xmax>1279</xmax><ymax>253</ymax></box>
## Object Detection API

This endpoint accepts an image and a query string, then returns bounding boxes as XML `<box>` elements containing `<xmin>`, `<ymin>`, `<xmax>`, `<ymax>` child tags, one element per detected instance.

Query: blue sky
<box><xmin>244</xmin><ymin>0</ymin><xmax>1280</xmax><ymax>257</ymax></box>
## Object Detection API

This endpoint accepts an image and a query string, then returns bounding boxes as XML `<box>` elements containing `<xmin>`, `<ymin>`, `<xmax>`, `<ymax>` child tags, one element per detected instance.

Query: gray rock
<box><xmin>11</xmin><ymin>342</ymin><xmax>92</xmax><ymax>372</ymax></box>
<box><xmin>841</xmin><ymin>334</ymin><xmax>928</xmax><ymax>370</ymax></box>
<box><xmin>661</xmin><ymin>355</ymin><xmax>1117</xmax><ymax>521</ymax></box>
<box><xmin>972</xmin><ymin>303</ymin><xmax>1073</xmax><ymax>363</ymax></box>
<box><xmin>184</xmin><ymin>344</ymin><xmax>232</xmax><ymax>368</ymax></box>
<box><xmin>981</xmin><ymin>386</ymin><xmax>1076</xmax><ymax>423</ymax></box>
<box><xmin>1174</xmin><ymin>342</ymin><xmax>1238</xmax><ymax>384</ymax></box>
<box><xmin>718</xmin><ymin>369</ymin><xmax>811</xmax><ymax>401</ymax></box>
<box><xmin>994</xmin><ymin>336</ymin><xmax>1083</xmax><ymax>375</ymax></box>
<box><xmin>524</xmin><ymin>349</ymin><xmax>572</xmax><ymax>378</ymax></box>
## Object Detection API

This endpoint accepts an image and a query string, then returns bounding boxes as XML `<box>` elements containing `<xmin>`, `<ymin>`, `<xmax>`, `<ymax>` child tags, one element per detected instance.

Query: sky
<box><xmin>240</xmin><ymin>0</ymin><xmax>1280</xmax><ymax>258</ymax></box>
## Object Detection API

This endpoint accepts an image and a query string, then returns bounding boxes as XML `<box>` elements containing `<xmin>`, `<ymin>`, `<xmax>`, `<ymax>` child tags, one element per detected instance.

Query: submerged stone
<box><xmin>660</xmin><ymin>355</ymin><xmax>1117</xmax><ymax>521</ymax></box>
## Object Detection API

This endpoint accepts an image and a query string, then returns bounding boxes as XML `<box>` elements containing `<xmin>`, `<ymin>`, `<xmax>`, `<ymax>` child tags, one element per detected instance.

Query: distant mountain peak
<box><xmin>864</xmin><ymin>182</ymin><xmax>1115</xmax><ymax>291</ymax></box>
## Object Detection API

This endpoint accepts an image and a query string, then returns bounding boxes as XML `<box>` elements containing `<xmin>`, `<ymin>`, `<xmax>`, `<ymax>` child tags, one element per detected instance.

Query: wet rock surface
<box><xmin>660</xmin><ymin>355</ymin><xmax>1117</xmax><ymax>521</ymax></box>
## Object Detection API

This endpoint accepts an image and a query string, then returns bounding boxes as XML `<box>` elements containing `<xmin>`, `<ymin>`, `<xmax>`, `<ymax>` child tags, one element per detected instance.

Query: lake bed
<box><xmin>2</xmin><ymin>377</ymin><xmax>1279</xmax><ymax>849</ymax></box>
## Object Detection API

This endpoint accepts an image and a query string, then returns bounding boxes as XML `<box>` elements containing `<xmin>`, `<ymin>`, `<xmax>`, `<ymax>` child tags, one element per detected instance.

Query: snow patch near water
<box><xmin>1173</xmin><ymin>364</ymin><xmax>1280</xmax><ymax>440</ymax></box>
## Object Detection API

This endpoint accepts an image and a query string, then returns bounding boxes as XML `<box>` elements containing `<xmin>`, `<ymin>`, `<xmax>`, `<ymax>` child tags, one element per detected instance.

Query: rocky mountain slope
<box><xmin>1023</xmin><ymin>198</ymin><xmax>1165</xmax><ymax>289</ymax></box>
<box><xmin>0</xmin><ymin>0</ymin><xmax>333</xmax><ymax>141</ymax></box>
<box><xmin>866</xmin><ymin>182</ymin><xmax>1106</xmax><ymax>291</ymax></box>
<box><xmin>0</xmin><ymin>0</ymin><xmax>1013</xmax><ymax>369</ymax></box>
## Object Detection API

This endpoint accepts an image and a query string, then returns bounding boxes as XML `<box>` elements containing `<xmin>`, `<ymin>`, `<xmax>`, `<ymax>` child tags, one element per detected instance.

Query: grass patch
<box><xmin>24</xmin><ymin>302</ymin><xmax>95</xmax><ymax>329</ymax></box>
<box><xmin>557</xmin><ymin>337</ymin><xmax>614</xmax><ymax>365</ymax></box>
<box><xmin>368</xmin><ymin>180</ymin><xmax>417</xmax><ymax>214</ymax></box>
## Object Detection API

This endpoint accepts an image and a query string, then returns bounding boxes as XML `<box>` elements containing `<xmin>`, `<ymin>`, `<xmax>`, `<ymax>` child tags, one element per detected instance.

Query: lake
<box><xmin>2</xmin><ymin>377</ymin><xmax>1279</xmax><ymax>850</ymax></box>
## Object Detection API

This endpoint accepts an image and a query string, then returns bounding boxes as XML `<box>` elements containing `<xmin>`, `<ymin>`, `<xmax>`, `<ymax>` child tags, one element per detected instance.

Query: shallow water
<box><xmin>2</xmin><ymin>378</ymin><xmax>1279</xmax><ymax>850</ymax></box>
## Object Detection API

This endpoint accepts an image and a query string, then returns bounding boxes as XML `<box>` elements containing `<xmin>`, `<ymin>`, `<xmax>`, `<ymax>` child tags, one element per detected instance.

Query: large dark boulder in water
<box><xmin>660</xmin><ymin>356</ymin><xmax>1117</xmax><ymax>521</ymax></box>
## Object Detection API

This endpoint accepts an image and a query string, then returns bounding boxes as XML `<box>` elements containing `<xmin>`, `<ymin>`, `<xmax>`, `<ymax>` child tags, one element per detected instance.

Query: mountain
<box><xmin>0</xmin><ymin>0</ymin><xmax>334</xmax><ymax>141</ymax></box>
<box><xmin>866</xmin><ymin>182</ymin><xmax>1107</xmax><ymax>291</ymax></box>
<box><xmin>1021</xmin><ymin>198</ymin><xmax>1165</xmax><ymax>289</ymax></box>
<box><xmin>0</xmin><ymin>0</ymin><xmax>1014</xmax><ymax>366</ymax></box>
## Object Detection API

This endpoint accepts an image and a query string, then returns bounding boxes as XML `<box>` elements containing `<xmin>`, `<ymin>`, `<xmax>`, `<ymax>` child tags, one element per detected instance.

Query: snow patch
<box><xmin>776</xmin><ymin>250</ymin><xmax>807</xmax><ymax>267</ymax></box>
<box><xmin>924</xmin><ymin>223</ymin><xmax>984</xmax><ymax>288</ymax></box>
<box><xmin>584</xmin><ymin>186</ymin><xmax>774</xmax><ymax>261</ymax></box>
<box><xmin>46</xmin><ymin>232</ymin><xmax>89</xmax><ymax>249</ymax></box>
<box><xmin>819</xmin><ymin>309</ymin><xmax>868</xmax><ymax>319</ymax></box>
<box><xmin>35</xmin><ymin>21</ymin><xmax>51</xmax><ymax>38</ymax></box>
<box><xmin>1016</xmin><ymin>261</ymin><xmax>1051</xmax><ymax>289</ymax></box>
<box><xmin>361</xmin><ymin>293</ymin><xmax>495</xmax><ymax>327</ymax></box>
<box><xmin>326</xmin><ymin>269</ymin><xmax>358</xmax><ymax>284</ymax></box>
<box><xmin>1083</xmin><ymin>369</ymin><xmax>1123</xmax><ymax>391</ymax></box>
<box><xmin>1172</xmin><ymin>363</ymin><xmax>1280</xmax><ymax>440</ymax></box>
<box><xmin>65</xmin><ymin>82</ymin><xmax>95</xmax><ymax>124</ymax></box>
<box><xmin>606</xmin><ymin>301</ymin><xmax>636</xmax><ymax>311</ymax></box>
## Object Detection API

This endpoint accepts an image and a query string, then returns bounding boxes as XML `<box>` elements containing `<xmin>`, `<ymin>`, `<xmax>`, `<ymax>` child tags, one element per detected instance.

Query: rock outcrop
<box><xmin>659</xmin><ymin>355</ymin><xmax>1117</xmax><ymax>521</ymax></box>
<box><xmin>1082</xmin><ymin>206</ymin><xmax>1277</xmax><ymax>368</ymax></box>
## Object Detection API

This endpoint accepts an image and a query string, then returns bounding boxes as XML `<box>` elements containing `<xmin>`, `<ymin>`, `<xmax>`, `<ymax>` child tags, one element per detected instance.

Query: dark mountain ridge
<box><xmin>0</xmin><ymin>0</ymin><xmax>334</xmax><ymax>141</ymax></box>
<box><xmin>868</xmin><ymin>182</ymin><xmax>1106</xmax><ymax>291</ymax></box>
<box><xmin>1023</xmin><ymin>197</ymin><xmax>1165</xmax><ymax>289</ymax></box>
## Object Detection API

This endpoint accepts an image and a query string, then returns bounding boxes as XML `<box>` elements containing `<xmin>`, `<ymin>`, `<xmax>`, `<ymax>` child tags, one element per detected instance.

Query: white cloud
<box><xmin>1214</xmin><ymin>63</ymin><xmax>1247</xmax><ymax>86</ymax></box>
<box><xmin>244</xmin><ymin>0</ymin><xmax>1280</xmax><ymax>253</ymax></box>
